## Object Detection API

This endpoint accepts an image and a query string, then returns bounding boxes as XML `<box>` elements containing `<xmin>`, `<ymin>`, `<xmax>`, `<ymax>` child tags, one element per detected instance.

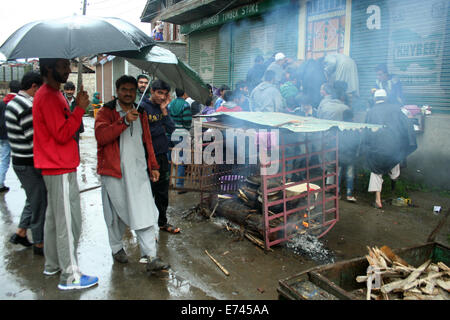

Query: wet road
<box><xmin>0</xmin><ymin>117</ymin><xmax>315</xmax><ymax>300</ymax></box>
<box><xmin>1</xmin><ymin>116</ymin><xmax>449</xmax><ymax>300</ymax></box>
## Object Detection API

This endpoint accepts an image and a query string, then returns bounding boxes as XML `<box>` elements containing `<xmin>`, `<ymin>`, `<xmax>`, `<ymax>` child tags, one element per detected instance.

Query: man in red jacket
<box><xmin>33</xmin><ymin>58</ymin><xmax>98</xmax><ymax>291</ymax></box>
<box><xmin>95</xmin><ymin>75</ymin><xmax>170</xmax><ymax>274</ymax></box>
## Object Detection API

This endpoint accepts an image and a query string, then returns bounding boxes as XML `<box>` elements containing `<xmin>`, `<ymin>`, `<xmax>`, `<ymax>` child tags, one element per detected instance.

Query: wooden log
<box><xmin>356</xmin><ymin>276</ymin><xmax>368</xmax><ymax>283</ymax></box>
<box><xmin>404</xmin><ymin>291</ymin><xmax>446</xmax><ymax>300</ymax></box>
<box><xmin>381</xmin><ymin>279</ymin><xmax>406</xmax><ymax>294</ymax></box>
<box><xmin>244</xmin><ymin>232</ymin><xmax>274</xmax><ymax>252</ymax></box>
<box><xmin>205</xmin><ymin>250</ymin><xmax>230</xmax><ymax>276</ymax></box>
<box><xmin>421</xmin><ymin>281</ymin><xmax>436</xmax><ymax>295</ymax></box>
<box><xmin>438</xmin><ymin>262</ymin><xmax>450</xmax><ymax>272</ymax></box>
<box><xmin>380</xmin><ymin>279</ymin><xmax>390</xmax><ymax>300</ymax></box>
<box><xmin>374</xmin><ymin>247</ymin><xmax>392</xmax><ymax>265</ymax></box>
<box><xmin>436</xmin><ymin>279</ymin><xmax>450</xmax><ymax>292</ymax></box>
<box><xmin>402</xmin><ymin>260</ymin><xmax>431</xmax><ymax>290</ymax></box>
<box><xmin>209</xmin><ymin>202</ymin><xmax>219</xmax><ymax>218</ymax></box>
<box><xmin>380</xmin><ymin>245</ymin><xmax>410</xmax><ymax>267</ymax></box>
<box><xmin>212</xmin><ymin>198</ymin><xmax>266</xmax><ymax>237</ymax></box>
<box><xmin>366</xmin><ymin>274</ymin><xmax>374</xmax><ymax>300</ymax></box>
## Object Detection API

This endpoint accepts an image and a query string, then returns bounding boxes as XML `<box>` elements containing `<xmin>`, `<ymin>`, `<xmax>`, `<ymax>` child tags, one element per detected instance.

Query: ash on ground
<box><xmin>286</xmin><ymin>234</ymin><xmax>335</xmax><ymax>264</ymax></box>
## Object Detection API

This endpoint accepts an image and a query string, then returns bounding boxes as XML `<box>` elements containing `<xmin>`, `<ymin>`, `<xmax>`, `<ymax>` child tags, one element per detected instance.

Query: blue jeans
<box><xmin>338</xmin><ymin>164</ymin><xmax>355</xmax><ymax>196</ymax></box>
<box><xmin>0</xmin><ymin>139</ymin><xmax>11</xmax><ymax>187</ymax></box>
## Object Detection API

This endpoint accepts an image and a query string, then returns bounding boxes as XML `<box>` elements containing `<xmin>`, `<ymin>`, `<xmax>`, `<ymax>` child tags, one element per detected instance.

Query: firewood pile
<box><xmin>356</xmin><ymin>246</ymin><xmax>450</xmax><ymax>300</ymax></box>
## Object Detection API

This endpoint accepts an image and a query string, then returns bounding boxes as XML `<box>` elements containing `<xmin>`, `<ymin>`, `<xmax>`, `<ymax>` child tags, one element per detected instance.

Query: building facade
<box><xmin>142</xmin><ymin>0</ymin><xmax>450</xmax><ymax>189</ymax></box>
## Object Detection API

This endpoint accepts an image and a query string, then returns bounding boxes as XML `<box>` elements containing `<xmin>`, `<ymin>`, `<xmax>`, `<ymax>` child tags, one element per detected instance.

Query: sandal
<box><xmin>372</xmin><ymin>202</ymin><xmax>383</xmax><ymax>209</ymax></box>
<box><xmin>160</xmin><ymin>224</ymin><xmax>180</xmax><ymax>234</ymax></box>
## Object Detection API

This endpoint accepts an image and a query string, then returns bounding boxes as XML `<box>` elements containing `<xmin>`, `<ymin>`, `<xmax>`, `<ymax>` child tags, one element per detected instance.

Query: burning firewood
<box><xmin>357</xmin><ymin>246</ymin><xmax>450</xmax><ymax>300</ymax></box>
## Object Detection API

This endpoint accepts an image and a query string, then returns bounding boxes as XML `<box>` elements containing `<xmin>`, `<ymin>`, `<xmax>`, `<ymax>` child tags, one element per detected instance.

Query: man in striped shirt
<box><xmin>5</xmin><ymin>71</ymin><xmax>47</xmax><ymax>255</ymax></box>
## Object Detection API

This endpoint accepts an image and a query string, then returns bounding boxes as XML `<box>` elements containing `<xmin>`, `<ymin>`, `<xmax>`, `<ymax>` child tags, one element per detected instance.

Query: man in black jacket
<box><xmin>363</xmin><ymin>89</ymin><xmax>417</xmax><ymax>209</ymax></box>
<box><xmin>141</xmin><ymin>80</ymin><xmax>180</xmax><ymax>235</ymax></box>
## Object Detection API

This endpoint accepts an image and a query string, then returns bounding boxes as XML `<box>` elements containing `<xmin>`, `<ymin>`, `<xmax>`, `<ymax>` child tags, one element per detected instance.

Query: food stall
<box><xmin>169</xmin><ymin>112</ymin><xmax>382</xmax><ymax>251</ymax></box>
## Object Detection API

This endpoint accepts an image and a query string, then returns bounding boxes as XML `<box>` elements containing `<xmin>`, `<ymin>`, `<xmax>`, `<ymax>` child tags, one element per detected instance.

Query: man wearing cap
<box><xmin>267</xmin><ymin>52</ymin><xmax>287</xmax><ymax>85</ymax></box>
<box><xmin>363</xmin><ymin>89</ymin><xmax>416</xmax><ymax>209</ymax></box>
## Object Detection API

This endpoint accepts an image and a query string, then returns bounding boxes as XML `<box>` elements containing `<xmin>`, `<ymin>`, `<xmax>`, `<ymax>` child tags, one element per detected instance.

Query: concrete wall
<box><xmin>156</xmin><ymin>41</ymin><xmax>187</xmax><ymax>61</ymax></box>
<box><xmin>403</xmin><ymin>114</ymin><xmax>450</xmax><ymax>190</ymax></box>
<box><xmin>67</xmin><ymin>73</ymin><xmax>96</xmax><ymax>102</ymax></box>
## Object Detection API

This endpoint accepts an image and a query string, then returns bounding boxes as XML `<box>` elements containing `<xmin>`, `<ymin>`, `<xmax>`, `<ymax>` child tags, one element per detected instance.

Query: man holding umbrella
<box><xmin>33</xmin><ymin>58</ymin><xmax>98</xmax><ymax>290</ymax></box>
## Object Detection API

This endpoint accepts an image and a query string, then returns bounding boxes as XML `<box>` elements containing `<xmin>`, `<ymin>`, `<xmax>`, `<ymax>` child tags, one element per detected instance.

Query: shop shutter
<box><xmin>350</xmin><ymin>0</ymin><xmax>390</xmax><ymax>106</ymax></box>
<box><xmin>231</xmin><ymin>4</ymin><xmax>299</xmax><ymax>88</ymax></box>
<box><xmin>187</xmin><ymin>25</ymin><xmax>231</xmax><ymax>91</ymax></box>
<box><xmin>351</xmin><ymin>0</ymin><xmax>450</xmax><ymax>113</ymax></box>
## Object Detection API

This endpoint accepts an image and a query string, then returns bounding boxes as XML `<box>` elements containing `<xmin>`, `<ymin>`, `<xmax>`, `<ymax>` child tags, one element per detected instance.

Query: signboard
<box><xmin>387</xmin><ymin>0</ymin><xmax>448</xmax><ymax>97</ymax></box>
<box><xmin>180</xmin><ymin>0</ymin><xmax>290</xmax><ymax>34</ymax></box>
<box><xmin>306</xmin><ymin>0</ymin><xmax>347</xmax><ymax>59</ymax></box>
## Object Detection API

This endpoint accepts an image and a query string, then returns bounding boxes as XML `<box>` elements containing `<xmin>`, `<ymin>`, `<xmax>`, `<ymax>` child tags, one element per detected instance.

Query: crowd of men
<box><xmin>196</xmin><ymin>52</ymin><xmax>415</xmax><ymax>208</ymax></box>
<box><xmin>0</xmin><ymin>52</ymin><xmax>416</xmax><ymax>291</ymax></box>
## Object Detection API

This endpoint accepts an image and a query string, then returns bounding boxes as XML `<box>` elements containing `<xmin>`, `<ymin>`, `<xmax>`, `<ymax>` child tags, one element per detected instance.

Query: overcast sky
<box><xmin>0</xmin><ymin>0</ymin><xmax>151</xmax><ymax>46</ymax></box>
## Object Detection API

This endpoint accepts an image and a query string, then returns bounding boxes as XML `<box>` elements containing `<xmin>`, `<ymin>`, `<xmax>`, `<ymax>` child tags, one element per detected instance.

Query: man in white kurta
<box><xmin>96</xmin><ymin>75</ymin><xmax>169</xmax><ymax>273</ymax></box>
<box><xmin>101</xmin><ymin>101</ymin><xmax>160</xmax><ymax>260</ymax></box>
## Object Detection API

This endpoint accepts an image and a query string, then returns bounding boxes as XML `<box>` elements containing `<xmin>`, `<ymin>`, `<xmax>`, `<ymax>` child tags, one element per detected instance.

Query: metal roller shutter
<box><xmin>187</xmin><ymin>25</ymin><xmax>231</xmax><ymax>90</ymax></box>
<box><xmin>350</xmin><ymin>0</ymin><xmax>390</xmax><ymax>106</ymax></box>
<box><xmin>231</xmin><ymin>4</ymin><xmax>299</xmax><ymax>88</ymax></box>
<box><xmin>351</xmin><ymin>0</ymin><xmax>450</xmax><ymax>113</ymax></box>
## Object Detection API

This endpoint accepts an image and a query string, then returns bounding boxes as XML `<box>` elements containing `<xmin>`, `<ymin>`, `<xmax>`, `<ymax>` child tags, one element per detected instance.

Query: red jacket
<box><xmin>33</xmin><ymin>84</ymin><xmax>85</xmax><ymax>175</ymax></box>
<box><xmin>95</xmin><ymin>99</ymin><xmax>159</xmax><ymax>179</ymax></box>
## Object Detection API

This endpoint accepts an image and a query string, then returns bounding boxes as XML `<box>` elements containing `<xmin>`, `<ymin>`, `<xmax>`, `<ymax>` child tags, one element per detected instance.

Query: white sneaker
<box><xmin>43</xmin><ymin>268</ymin><xmax>61</xmax><ymax>276</ymax></box>
<box><xmin>139</xmin><ymin>256</ymin><xmax>148</xmax><ymax>264</ymax></box>
<box><xmin>58</xmin><ymin>274</ymin><xmax>99</xmax><ymax>291</ymax></box>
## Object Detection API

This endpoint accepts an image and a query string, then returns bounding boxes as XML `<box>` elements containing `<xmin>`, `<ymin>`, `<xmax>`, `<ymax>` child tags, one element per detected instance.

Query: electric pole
<box><xmin>77</xmin><ymin>0</ymin><xmax>87</xmax><ymax>93</ymax></box>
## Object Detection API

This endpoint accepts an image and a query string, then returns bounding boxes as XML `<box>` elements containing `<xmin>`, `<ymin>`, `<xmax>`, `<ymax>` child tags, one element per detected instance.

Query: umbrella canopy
<box><xmin>0</xmin><ymin>15</ymin><xmax>155</xmax><ymax>60</ymax></box>
<box><xmin>121</xmin><ymin>45</ymin><xmax>210</xmax><ymax>103</ymax></box>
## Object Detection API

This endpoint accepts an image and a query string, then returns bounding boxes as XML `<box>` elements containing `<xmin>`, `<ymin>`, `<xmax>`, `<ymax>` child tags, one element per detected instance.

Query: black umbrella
<box><xmin>0</xmin><ymin>15</ymin><xmax>155</xmax><ymax>60</ymax></box>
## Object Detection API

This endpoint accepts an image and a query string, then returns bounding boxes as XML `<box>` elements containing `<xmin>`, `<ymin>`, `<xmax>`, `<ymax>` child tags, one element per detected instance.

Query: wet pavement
<box><xmin>0</xmin><ymin>116</ymin><xmax>449</xmax><ymax>300</ymax></box>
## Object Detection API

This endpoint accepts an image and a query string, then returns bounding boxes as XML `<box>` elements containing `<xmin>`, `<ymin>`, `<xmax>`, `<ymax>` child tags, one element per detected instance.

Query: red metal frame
<box><xmin>261</xmin><ymin>130</ymin><xmax>339</xmax><ymax>250</ymax></box>
<box><xmin>169</xmin><ymin>125</ymin><xmax>340</xmax><ymax>251</ymax></box>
